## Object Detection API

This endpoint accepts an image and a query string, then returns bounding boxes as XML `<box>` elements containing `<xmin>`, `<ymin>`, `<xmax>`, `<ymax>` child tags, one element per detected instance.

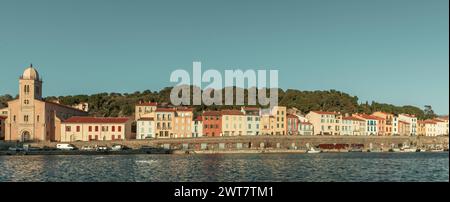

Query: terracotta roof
<box><xmin>398</xmin><ymin>120</ymin><xmax>410</xmax><ymax>125</ymax></box>
<box><xmin>195</xmin><ymin>116</ymin><xmax>203</xmax><ymax>121</ymax></box>
<box><xmin>400</xmin><ymin>114</ymin><xmax>416</xmax><ymax>118</ymax></box>
<box><xmin>421</xmin><ymin>120</ymin><xmax>437</xmax><ymax>124</ymax></box>
<box><xmin>137</xmin><ymin>117</ymin><xmax>154</xmax><ymax>121</ymax></box>
<box><xmin>63</xmin><ymin>116</ymin><xmax>130</xmax><ymax>124</ymax></box>
<box><xmin>176</xmin><ymin>107</ymin><xmax>194</xmax><ymax>112</ymax></box>
<box><xmin>155</xmin><ymin>108</ymin><xmax>176</xmax><ymax>112</ymax></box>
<box><xmin>432</xmin><ymin>118</ymin><xmax>445</xmax><ymax>122</ymax></box>
<box><xmin>287</xmin><ymin>114</ymin><xmax>298</xmax><ymax>119</ymax></box>
<box><xmin>203</xmin><ymin>111</ymin><xmax>222</xmax><ymax>116</ymax></box>
<box><xmin>354</xmin><ymin>114</ymin><xmax>381</xmax><ymax>120</ymax></box>
<box><xmin>311</xmin><ymin>111</ymin><xmax>337</xmax><ymax>115</ymax></box>
<box><xmin>136</xmin><ymin>102</ymin><xmax>158</xmax><ymax>106</ymax></box>
<box><xmin>242</xmin><ymin>107</ymin><xmax>260</xmax><ymax>111</ymax></box>
<box><xmin>221</xmin><ymin>110</ymin><xmax>244</xmax><ymax>115</ymax></box>
<box><xmin>343</xmin><ymin>116</ymin><xmax>364</xmax><ymax>121</ymax></box>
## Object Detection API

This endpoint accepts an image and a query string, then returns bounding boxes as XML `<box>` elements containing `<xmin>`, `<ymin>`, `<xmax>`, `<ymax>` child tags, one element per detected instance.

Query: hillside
<box><xmin>0</xmin><ymin>86</ymin><xmax>438</xmax><ymax>119</ymax></box>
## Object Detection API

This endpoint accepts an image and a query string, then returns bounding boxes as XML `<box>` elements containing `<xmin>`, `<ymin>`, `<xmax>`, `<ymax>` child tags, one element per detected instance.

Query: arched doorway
<box><xmin>21</xmin><ymin>131</ymin><xmax>31</xmax><ymax>142</ymax></box>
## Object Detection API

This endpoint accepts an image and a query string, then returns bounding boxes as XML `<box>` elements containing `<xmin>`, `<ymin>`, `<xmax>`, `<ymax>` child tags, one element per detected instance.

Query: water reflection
<box><xmin>0</xmin><ymin>153</ymin><xmax>448</xmax><ymax>182</ymax></box>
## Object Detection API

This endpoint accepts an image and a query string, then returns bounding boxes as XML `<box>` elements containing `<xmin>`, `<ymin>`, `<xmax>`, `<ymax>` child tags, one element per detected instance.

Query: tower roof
<box><xmin>22</xmin><ymin>65</ymin><xmax>40</xmax><ymax>80</ymax></box>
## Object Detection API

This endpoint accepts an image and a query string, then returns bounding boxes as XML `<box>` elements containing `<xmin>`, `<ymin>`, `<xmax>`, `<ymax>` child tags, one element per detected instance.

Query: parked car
<box><xmin>56</xmin><ymin>144</ymin><xmax>76</xmax><ymax>150</ymax></box>
<box><xmin>80</xmin><ymin>145</ymin><xmax>95</xmax><ymax>151</ymax></box>
<box><xmin>111</xmin><ymin>144</ymin><xmax>124</xmax><ymax>151</ymax></box>
<box><xmin>95</xmin><ymin>145</ymin><xmax>109</xmax><ymax>151</ymax></box>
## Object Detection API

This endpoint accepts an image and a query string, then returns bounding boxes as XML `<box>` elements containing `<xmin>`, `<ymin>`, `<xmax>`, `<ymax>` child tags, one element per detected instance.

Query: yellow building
<box><xmin>4</xmin><ymin>65</ymin><xmax>88</xmax><ymax>142</ymax></box>
<box><xmin>221</xmin><ymin>110</ymin><xmax>246</xmax><ymax>136</ymax></box>
<box><xmin>155</xmin><ymin>108</ymin><xmax>175</xmax><ymax>138</ymax></box>
<box><xmin>135</xmin><ymin>101</ymin><xmax>158</xmax><ymax>121</ymax></box>
<box><xmin>60</xmin><ymin>117</ymin><xmax>133</xmax><ymax>142</ymax></box>
<box><xmin>173</xmin><ymin>107</ymin><xmax>193</xmax><ymax>138</ymax></box>
<box><xmin>305</xmin><ymin>111</ymin><xmax>340</xmax><ymax>135</ymax></box>
<box><xmin>259</xmin><ymin>106</ymin><xmax>286</xmax><ymax>135</ymax></box>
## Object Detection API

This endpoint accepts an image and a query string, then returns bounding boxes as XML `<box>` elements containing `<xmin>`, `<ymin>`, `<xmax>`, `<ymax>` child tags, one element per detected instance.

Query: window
<box><xmin>95</xmin><ymin>126</ymin><xmax>99</xmax><ymax>132</ymax></box>
<box><xmin>118</xmin><ymin>126</ymin><xmax>122</xmax><ymax>132</ymax></box>
<box><xmin>102</xmin><ymin>126</ymin><xmax>108</xmax><ymax>132</ymax></box>
<box><xmin>24</xmin><ymin>115</ymin><xmax>29</xmax><ymax>122</ymax></box>
<box><xmin>76</xmin><ymin>126</ymin><xmax>80</xmax><ymax>132</ymax></box>
<box><xmin>89</xmin><ymin>126</ymin><xmax>92</xmax><ymax>132</ymax></box>
<box><xmin>66</xmin><ymin>126</ymin><xmax>71</xmax><ymax>132</ymax></box>
<box><xmin>37</xmin><ymin>115</ymin><xmax>40</xmax><ymax>122</ymax></box>
<box><xmin>118</xmin><ymin>135</ymin><xmax>121</xmax><ymax>139</ymax></box>
<box><xmin>112</xmin><ymin>126</ymin><xmax>115</xmax><ymax>132</ymax></box>
<box><xmin>112</xmin><ymin>135</ymin><xmax>115</xmax><ymax>140</ymax></box>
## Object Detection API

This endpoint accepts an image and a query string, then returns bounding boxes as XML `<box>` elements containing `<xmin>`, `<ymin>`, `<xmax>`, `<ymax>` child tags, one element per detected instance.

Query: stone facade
<box><xmin>4</xmin><ymin>66</ymin><xmax>88</xmax><ymax>142</ymax></box>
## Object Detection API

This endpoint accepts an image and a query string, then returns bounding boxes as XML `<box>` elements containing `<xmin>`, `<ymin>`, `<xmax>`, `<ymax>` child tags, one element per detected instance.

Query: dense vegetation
<box><xmin>0</xmin><ymin>87</ymin><xmax>439</xmax><ymax>119</ymax></box>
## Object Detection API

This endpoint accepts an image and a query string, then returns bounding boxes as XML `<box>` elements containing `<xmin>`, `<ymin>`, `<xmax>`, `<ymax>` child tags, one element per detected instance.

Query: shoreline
<box><xmin>1</xmin><ymin>148</ymin><xmax>448</xmax><ymax>156</ymax></box>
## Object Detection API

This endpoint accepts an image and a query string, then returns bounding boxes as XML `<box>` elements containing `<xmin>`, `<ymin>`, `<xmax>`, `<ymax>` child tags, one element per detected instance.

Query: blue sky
<box><xmin>0</xmin><ymin>0</ymin><xmax>448</xmax><ymax>114</ymax></box>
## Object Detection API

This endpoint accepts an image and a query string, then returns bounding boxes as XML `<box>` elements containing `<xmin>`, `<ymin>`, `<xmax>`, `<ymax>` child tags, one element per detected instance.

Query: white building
<box><xmin>398</xmin><ymin>114</ymin><xmax>417</xmax><ymax>136</ymax></box>
<box><xmin>241</xmin><ymin>107</ymin><xmax>260</xmax><ymax>136</ymax></box>
<box><xmin>192</xmin><ymin>116</ymin><xmax>203</xmax><ymax>138</ymax></box>
<box><xmin>136</xmin><ymin>117</ymin><xmax>155</xmax><ymax>139</ymax></box>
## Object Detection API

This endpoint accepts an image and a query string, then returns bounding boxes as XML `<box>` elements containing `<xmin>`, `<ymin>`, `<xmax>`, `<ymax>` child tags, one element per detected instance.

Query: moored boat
<box><xmin>307</xmin><ymin>147</ymin><xmax>321</xmax><ymax>154</ymax></box>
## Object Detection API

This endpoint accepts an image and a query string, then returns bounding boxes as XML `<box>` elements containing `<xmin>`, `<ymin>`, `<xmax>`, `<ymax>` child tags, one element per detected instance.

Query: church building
<box><xmin>3</xmin><ymin>65</ymin><xmax>88</xmax><ymax>142</ymax></box>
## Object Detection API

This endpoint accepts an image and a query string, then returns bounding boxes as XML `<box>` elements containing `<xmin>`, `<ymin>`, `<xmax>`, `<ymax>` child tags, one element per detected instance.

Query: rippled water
<box><xmin>0</xmin><ymin>153</ymin><xmax>448</xmax><ymax>182</ymax></box>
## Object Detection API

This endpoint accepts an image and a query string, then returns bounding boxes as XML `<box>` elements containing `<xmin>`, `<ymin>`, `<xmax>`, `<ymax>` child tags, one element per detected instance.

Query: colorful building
<box><xmin>172</xmin><ymin>107</ymin><xmax>193</xmax><ymax>138</ymax></box>
<box><xmin>136</xmin><ymin>117</ymin><xmax>155</xmax><ymax>139</ymax></box>
<box><xmin>4</xmin><ymin>66</ymin><xmax>88</xmax><ymax>142</ymax></box>
<box><xmin>372</xmin><ymin>112</ymin><xmax>394</xmax><ymax>136</ymax></box>
<box><xmin>221</xmin><ymin>110</ymin><xmax>246</xmax><ymax>136</ymax></box>
<box><xmin>352</xmin><ymin>114</ymin><xmax>379</xmax><ymax>136</ymax></box>
<box><xmin>135</xmin><ymin>101</ymin><xmax>158</xmax><ymax>121</ymax></box>
<box><xmin>192</xmin><ymin>116</ymin><xmax>203</xmax><ymax>138</ymax></box>
<box><xmin>202</xmin><ymin>111</ymin><xmax>222</xmax><ymax>137</ymax></box>
<box><xmin>298</xmin><ymin>121</ymin><xmax>313</xmax><ymax>136</ymax></box>
<box><xmin>286</xmin><ymin>114</ymin><xmax>299</xmax><ymax>135</ymax></box>
<box><xmin>60</xmin><ymin>117</ymin><xmax>133</xmax><ymax>142</ymax></box>
<box><xmin>0</xmin><ymin>116</ymin><xmax>6</xmax><ymax>140</ymax></box>
<box><xmin>155</xmin><ymin>108</ymin><xmax>176</xmax><ymax>138</ymax></box>
<box><xmin>341</xmin><ymin>116</ymin><xmax>365</xmax><ymax>136</ymax></box>
<box><xmin>305</xmin><ymin>111</ymin><xmax>340</xmax><ymax>135</ymax></box>
<box><xmin>241</xmin><ymin>107</ymin><xmax>260</xmax><ymax>136</ymax></box>
<box><xmin>398</xmin><ymin>120</ymin><xmax>411</xmax><ymax>136</ymax></box>
<box><xmin>398</xmin><ymin>114</ymin><xmax>417</xmax><ymax>136</ymax></box>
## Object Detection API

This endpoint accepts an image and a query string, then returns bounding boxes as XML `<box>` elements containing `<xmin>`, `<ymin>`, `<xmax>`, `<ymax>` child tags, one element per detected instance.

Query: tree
<box><xmin>423</xmin><ymin>105</ymin><xmax>436</xmax><ymax>120</ymax></box>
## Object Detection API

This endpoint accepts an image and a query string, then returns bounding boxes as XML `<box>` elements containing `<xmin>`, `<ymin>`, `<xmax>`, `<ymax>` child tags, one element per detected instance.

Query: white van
<box><xmin>56</xmin><ymin>144</ymin><xmax>76</xmax><ymax>150</ymax></box>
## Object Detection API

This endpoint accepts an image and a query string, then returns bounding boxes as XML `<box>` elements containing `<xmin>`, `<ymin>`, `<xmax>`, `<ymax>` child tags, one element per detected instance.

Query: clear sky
<box><xmin>0</xmin><ymin>0</ymin><xmax>448</xmax><ymax>114</ymax></box>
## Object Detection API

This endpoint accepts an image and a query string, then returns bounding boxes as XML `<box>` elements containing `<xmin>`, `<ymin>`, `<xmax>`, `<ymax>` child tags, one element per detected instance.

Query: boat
<box><xmin>348</xmin><ymin>148</ymin><xmax>363</xmax><ymax>152</ymax></box>
<box><xmin>306</xmin><ymin>147</ymin><xmax>321</xmax><ymax>154</ymax></box>
<box><xmin>400</xmin><ymin>145</ymin><xmax>417</xmax><ymax>153</ymax></box>
<box><xmin>429</xmin><ymin>148</ymin><xmax>444</xmax><ymax>152</ymax></box>
<box><xmin>390</xmin><ymin>148</ymin><xmax>401</xmax><ymax>152</ymax></box>
<box><xmin>416</xmin><ymin>148</ymin><xmax>426</xmax><ymax>152</ymax></box>
<box><xmin>368</xmin><ymin>148</ymin><xmax>383</xmax><ymax>153</ymax></box>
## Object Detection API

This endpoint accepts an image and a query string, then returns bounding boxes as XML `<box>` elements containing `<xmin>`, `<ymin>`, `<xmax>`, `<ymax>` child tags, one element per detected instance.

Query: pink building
<box><xmin>286</xmin><ymin>114</ymin><xmax>299</xmax><ymax>135</ymax></box>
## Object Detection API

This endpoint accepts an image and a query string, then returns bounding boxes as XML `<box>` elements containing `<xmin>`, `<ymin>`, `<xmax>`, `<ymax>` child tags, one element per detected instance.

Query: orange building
<box><xmin>202</xmin><ymin>111</ymin><xmax>222</xmax><ymax>137</ymax></box>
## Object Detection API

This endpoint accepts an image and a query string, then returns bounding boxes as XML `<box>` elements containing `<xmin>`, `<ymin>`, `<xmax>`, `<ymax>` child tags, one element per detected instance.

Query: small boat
<box><xmin>307</xmin><ymin>147</ymin><xmax>321</xmax><ymax>154</ymax></box>
<box><xmin>429</xmin><ymin>148</ymin><xmax>444</xmax><ymax>152</ymax></box>
<box><xmin>390</xmin><ymin>148</ymin><xmax>401</xmax><ymax>152</ymax></box>
<box><xmin>348</xmin><ymin>148</ymin><xmax>363</xmax><ymax>152</ymax></box>
<box><xmin>416</xmin><ymin>148</ymin><xmax>426</xmax><ymax>152</ymax></box>
<box><xmin>400</xmin><ymin>145</ymin><xmax>417</xmax><ymax>153</ymax></box>
<box><xmin>369</xmin><ymin>149</ymin><xmax>383</xmax><ymax>153</ymax></box>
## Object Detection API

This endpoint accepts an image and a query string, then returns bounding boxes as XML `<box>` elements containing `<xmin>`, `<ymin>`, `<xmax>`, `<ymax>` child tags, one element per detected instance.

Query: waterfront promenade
<box><xmin>1</xmin><ymin>136</ymin><xmax>448</xmax><ymax>154</ymax></box>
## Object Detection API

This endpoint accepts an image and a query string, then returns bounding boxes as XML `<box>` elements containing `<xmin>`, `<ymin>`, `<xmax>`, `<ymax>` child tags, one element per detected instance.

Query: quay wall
<box><xmin>3</xmin><ymin>136</ymin><xmax>447</xmax><ymax>151</ymax></box>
